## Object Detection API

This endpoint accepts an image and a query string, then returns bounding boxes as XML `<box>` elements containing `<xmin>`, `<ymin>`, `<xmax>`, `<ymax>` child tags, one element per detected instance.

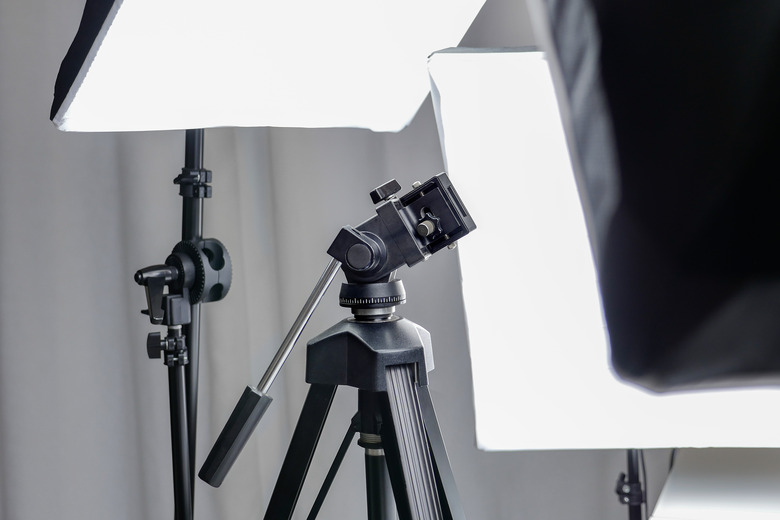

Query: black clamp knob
<box><xmin>174</xmin><ymin>167</ymin><xmax>213</xmax><ymax>199</ymax></box>
<box><xmin>327</xmin><ymin>227</ymin><xmax>388</xmax><ymax>282</ymax></box>
<box><xmin>615</xmin><ymin>473</ymin><xmax>644</xmax><ymax>506</ymax></box>
<box><xmin>147</xmin><ymin>329</ymin><xmax>189</xmax><ymax>367</ymax></box>
<box><xmin>370</xmin><ymin>179</ymin><xmax>402</xmax><ymax>204</ymax></box>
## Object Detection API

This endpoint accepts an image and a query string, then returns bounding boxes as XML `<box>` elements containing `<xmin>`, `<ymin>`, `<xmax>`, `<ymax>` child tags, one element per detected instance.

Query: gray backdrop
<box><xmin>0</xmin><ymin>0</ymin><xmax>670</xmax><ymax>518</ymax></box>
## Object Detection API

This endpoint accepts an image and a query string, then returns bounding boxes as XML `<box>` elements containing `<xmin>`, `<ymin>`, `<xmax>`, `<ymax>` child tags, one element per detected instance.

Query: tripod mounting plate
<box><xmin>306</xmin><ymin>316</ymin><xmax>433</xmax><ymax>392</ymax></box>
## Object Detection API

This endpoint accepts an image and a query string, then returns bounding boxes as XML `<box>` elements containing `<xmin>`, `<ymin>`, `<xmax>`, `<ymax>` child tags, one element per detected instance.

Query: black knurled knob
<box><xmin>369</xmin><ymin>179</ymin><xmax>401</xmax><ymax>204</ymax></box>
<box><xmin>147</xmin><ymin>332</ymin><xmax>164</xmax><ymax>359</ymax></box>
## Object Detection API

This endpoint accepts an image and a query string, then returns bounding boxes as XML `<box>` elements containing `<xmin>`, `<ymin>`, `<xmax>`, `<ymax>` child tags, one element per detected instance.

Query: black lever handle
<box><xmin>135</xmin><ymin>265</ymin><xmax>178</xmax><ymax>324</ymax></box>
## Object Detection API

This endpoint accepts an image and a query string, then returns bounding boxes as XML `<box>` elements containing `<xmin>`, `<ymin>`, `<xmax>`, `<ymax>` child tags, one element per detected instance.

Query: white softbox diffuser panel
<box><xmin>53</xmin><ymin>0</ymin><xmax>485</xmax><ymax>132</ymax></box>
<box><xmin>429</xmin><ymin>49</ymin><xmax>780</xmax><ymax>450</ymax></box>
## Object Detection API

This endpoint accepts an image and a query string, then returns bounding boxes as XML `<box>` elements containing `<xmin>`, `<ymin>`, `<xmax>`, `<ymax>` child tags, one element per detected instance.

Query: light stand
<box><xmin>616</xmin><ymin>449</ymin><xmax>646</xmax><ymax>520</ymax></box>
<box><xmin>182</xmin><ymin>129</ymin><xmax>205</xmax><ymax>491</ymax></box>
<box><xmin>198</xmin><ymin>174</ymin><xmax>475</xmax><ymax>519</ymax></box>
<box><xmin>134</xmin><ymin>129</ymin><xmax>232</xmax><ymax>520</ymax></box>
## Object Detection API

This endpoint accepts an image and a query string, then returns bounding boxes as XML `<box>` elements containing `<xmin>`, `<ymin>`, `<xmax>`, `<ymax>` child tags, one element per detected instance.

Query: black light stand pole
<box><xmin>626</xmin><ymin>449</ymin><xmax>643</xmax><ymax>520</ymax></box>
<box><xmin>163</xmin><ymin>325</ymin><xmax>193</xmax><ymax>520</ymax></box>
<box><xmin>135</xmin><ymin>128</ymin><xmax>232</xmax><ymax>520</ymax></box>
<box><xmin>136</xmin><ymin>275</ymin><xmax>194</xmax><ymax>520</ymax></box>
<box><xmin>616</xmin><ymin>449</ymin><xmax>645</xmax><ymax>520</ymax></box>
<box><xmin>182</xmin><ymin>128</ymin><xmax>205</xmax><ymax>501</ymax></box>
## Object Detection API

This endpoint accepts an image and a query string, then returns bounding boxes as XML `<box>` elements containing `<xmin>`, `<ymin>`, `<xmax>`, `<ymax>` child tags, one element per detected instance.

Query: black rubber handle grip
<box><xmin>198</xmin><ymin>386</ymin><xmax>272</xmax><ymax>487</ymax></box>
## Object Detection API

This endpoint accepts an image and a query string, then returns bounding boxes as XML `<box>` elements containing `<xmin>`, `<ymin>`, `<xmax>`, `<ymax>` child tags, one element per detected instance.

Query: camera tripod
<box><xmin>264</xmin><ymin>278</ymin><xmax>465</xmax><ymax>519</ymax></box>
<box><xmin>199</xmin><ymin>174</ymin><xmax>475</xmax><ymax>519</ymax></box>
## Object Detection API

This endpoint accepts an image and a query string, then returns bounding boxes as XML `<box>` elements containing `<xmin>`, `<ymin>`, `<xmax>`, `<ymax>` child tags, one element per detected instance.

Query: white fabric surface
<box><xmin>651</xmin><ymin>449</ymin><xmax>780</xmax><ymax>520</ymax></box>
<box><xmin>0</xmin><ymin>0</ymin><xmax>667</xmax><ymax>518</ymax></box>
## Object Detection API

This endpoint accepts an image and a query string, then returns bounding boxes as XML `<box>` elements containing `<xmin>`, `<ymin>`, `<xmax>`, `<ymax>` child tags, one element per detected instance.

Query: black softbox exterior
<box><xmin>539</xmin><ymin>1</ymin><xmax>780</xmax><ymax>391</ymax></box>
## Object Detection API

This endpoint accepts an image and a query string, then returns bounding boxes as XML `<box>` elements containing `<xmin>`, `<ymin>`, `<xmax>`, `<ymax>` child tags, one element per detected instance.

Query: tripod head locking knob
<box><xmin>369</xmin><ymin>179</ymin><xmax>402</xmax><ymax>203</ymax></box>
<box><xmin>341</xmin><ymin>230</ymin><xmax>385</xmax><ymax>273</ymax></box>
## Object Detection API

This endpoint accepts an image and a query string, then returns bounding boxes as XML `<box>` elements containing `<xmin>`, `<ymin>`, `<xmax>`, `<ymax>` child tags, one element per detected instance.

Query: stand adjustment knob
<box><xmin>147</xmin><ymin>330</ymin><xmax>189</xmax><ymax>366</ymax></box>
<box><xmin>147</xmin><ymin>332</ymin><xmax>164</xmax><ymax>359</ymax></box>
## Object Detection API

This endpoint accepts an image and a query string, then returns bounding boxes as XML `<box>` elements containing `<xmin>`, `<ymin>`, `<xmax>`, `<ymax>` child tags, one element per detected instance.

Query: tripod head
<box><xmin>199</xmin><ymin>173</ymin><xmax>474</xmax><ymax>487</ymax></box>
<box><xmin>329</xmin><ymin>173</ymin><xmax>473</xmax><ymax>284</ymax></box>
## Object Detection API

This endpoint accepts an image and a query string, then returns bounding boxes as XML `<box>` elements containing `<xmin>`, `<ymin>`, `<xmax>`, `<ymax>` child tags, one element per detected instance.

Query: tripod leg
<box><xmin>264</xmin><ymin>383</ymin><xmax>337</xmax><ymax>520</ymax></box>
<box><xmin>307</xmin><ymin>423</ymin><xmax>357</xmax><ymax>520</ymax></box>
<box><xmin>383</xmin><ymin>364</ymin><xmax>443</xmax><ymax>520</ymax></box>
<box><xmin>418</xmin><ymin>386</ymin><xmax>466</xmax><ymax>520</ymax></box>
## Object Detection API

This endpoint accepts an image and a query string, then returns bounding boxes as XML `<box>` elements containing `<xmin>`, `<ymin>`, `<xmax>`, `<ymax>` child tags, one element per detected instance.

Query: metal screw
<box><xmin>416</xmin><ymin>220</ymin><xmax>436</xmax><ymax>237</ymax></box>
<box><xmin>412</xmin><ymin>181</ymin><xmax>422</xmax><ymax>188</ymax></box>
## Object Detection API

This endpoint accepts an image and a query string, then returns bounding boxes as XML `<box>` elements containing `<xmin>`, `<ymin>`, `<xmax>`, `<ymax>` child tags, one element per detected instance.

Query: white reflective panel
<box><xmin>429</xmin><ymin>49</ymin><xmax>780</xmax><ymax>450</ymax></box>
<box><xmin>54</xmin><ymin>0</ymin><xmax>485</xmax><ymax>132</ymax></box>
<box><xmin>651</xmin><ymin>449</ymin><xmax>780</xmax><ymax>520</ymax></box>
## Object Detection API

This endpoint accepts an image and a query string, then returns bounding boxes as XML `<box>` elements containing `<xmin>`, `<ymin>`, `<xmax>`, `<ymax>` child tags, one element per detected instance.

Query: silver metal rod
<box><xmin>256</xmin><ymin>258</ymin><xmax>341</xmax><ymax>394</ymax></box>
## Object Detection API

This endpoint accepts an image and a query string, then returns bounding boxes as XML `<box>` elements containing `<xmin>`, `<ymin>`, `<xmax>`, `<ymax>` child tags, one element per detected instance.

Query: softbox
<box><xmin>533</xmin><ymin>1</ymin><xmax>780</xmax><ymax>391</ymax></box>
